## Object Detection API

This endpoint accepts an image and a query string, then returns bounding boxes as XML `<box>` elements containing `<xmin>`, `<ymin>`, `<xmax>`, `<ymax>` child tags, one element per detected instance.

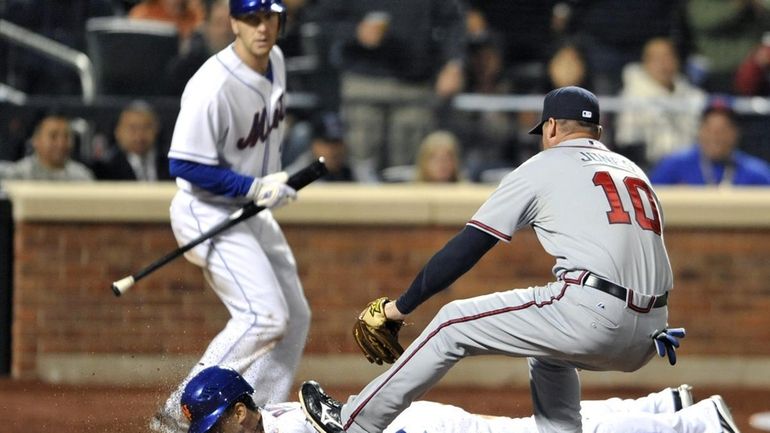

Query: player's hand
<box><xmin>652</xmin><ymin>327</ymin><xmax>686</xmax><ymax>365</ymax></box>
<box><xmin>252</xmin><ymin>171</ymin><xmax>297</xmax><ymax>209</ymax></box>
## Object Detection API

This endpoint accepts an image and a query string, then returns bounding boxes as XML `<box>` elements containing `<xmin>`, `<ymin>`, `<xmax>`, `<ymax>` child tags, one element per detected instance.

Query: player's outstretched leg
<box><xmin>300</xmin><ymin>381</ymin><xmax>343</xmax><ymax>433</ymax></box>
<box><xmin>709</xmin><ymin>395</ymin><xmax>741</xmax><ymax>433</ymax></box>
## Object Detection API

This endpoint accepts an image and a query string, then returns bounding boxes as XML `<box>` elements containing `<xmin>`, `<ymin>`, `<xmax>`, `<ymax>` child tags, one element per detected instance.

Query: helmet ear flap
<box><xmin>181</xmin><ymin>366</ymin><xmax>255</xmax><ymax>433</ymax></box>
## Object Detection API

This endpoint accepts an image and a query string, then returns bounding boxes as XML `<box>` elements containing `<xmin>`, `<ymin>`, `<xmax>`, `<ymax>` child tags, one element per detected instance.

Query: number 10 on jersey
<box><xmin>593</xmin><ymin>171</ymin><xmax>661</xmax><ymax>235</ymax></box>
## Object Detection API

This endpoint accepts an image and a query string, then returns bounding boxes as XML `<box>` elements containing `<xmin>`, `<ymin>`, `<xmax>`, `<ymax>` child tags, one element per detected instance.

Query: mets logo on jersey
<box><xmin>237</xmin><ymin>93</ymin><xmax>286</xmax><ymax>149</ymax></box>
<box><xmin>181</xmin><ymin>404</ymin><xmax>193</xmax><ymax>421</ymax></box>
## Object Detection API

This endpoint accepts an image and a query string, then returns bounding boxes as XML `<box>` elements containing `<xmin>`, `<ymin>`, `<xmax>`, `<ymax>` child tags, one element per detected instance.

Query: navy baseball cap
<box><xmin>312</xmin><ymin>111</ymin><xmax>344</xmax><ymax>142</ymax></box>
<box><xmin>528</xmin><ymin>86</ymin><xmax>600</xmax><ymax>135</ymax></box>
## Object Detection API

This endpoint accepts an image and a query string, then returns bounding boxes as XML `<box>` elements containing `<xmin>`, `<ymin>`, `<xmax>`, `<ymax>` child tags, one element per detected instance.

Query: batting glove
<box><xmin>652</xmin><ymin>327</ymin><xmax>686</xmax><ymax>365</ymax></box>
<box><xmin>250</xmin><ymin>171</ymin><xmax>297</xmax><ymax>209</ymax></box>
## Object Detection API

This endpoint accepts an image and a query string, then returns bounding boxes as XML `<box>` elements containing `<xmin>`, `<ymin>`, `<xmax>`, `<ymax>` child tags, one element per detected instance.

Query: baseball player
<box><xmin>150</xmin><ymin>1</ymin><xmax>310</xmax><ymax>432</ymax></box>
<box><xmin>301</xmin><ymin>86</ymin><xmax>681</xmax><ymax>433</ymax></box>
<box><xmin>179</xmin><ymin>366</ymin><xmax>740</xmax><ymax>433</ymax></box>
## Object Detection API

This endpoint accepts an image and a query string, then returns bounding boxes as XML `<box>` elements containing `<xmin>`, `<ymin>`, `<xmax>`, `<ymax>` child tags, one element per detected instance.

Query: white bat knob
<box><xmin>111</xmin><ymin>276</ymin><xmax>135</xmax><ymax>297</ymax></box>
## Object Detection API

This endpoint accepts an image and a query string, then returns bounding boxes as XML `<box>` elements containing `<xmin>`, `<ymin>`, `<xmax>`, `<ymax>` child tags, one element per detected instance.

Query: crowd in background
<box><xmin>1</xmin><ymin>0</ymin><xmax>770</xmax><ymax>186</ymax></box>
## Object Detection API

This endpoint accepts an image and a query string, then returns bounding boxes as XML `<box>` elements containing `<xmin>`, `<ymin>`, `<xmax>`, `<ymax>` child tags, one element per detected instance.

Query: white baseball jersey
<box><xmin>156</xmin><ymin>43</ymin><xmax>310</xmax><ymax>432</ymax></box>
<box><xmin>470</xmin><ymin>137</ymin><xmax>673</xmax><ymax>295</ymax></box>
<box><xmin>169</xmin><ymin>43</ymin><xmax>287</xmax><ymax>202</ymax></box>
<box><xmin>262</xmin><ymin>392</ymin><xmax>723</xmax><ymax>433</ymax></box>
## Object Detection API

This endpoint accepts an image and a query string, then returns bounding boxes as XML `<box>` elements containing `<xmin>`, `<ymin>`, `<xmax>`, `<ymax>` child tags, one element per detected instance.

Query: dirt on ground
<box><xmin>0</xmin><ymin>379</ymin><xmax>768</xmax><ymax>433</ymax></box>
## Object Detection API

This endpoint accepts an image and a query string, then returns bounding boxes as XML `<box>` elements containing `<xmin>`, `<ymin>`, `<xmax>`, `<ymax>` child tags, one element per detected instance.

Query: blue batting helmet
<box><xmin>180</xmin><ymin>366</ymin><xmax>255</xmax><ymax>433</ymax></box>
<box><xmin>229</xmin><ymin>0</ymin><xmax>286</xmax><ymax>17</ymax></box>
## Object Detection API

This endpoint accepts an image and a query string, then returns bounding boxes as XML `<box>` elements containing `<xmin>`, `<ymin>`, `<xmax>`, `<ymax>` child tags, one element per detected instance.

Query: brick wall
<box><xmin>10</xmin><ymin>222</ymin><xmax>770</xmax><ymax>378</ymax></box>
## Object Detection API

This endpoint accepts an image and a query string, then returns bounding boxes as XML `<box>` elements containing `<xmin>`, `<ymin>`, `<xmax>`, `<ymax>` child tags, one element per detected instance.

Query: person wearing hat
<box><xmin>285</xmin><ymin>112</ymin><xmax>355</xmax><ymax>182</ymax></box>
<box><xmin>299</xmin><ymin>86</ymin><xmax>682</xmax><ymax>433</ymax></box>
<box><xmin>649</xmin><ymin>103</ymin><xmax>770</xmax><ymax>186</ymax></box>
<box><xmin>182</xmin><ymin>366</ymin><xmax>738</xmax><ymax>433</ymax></box>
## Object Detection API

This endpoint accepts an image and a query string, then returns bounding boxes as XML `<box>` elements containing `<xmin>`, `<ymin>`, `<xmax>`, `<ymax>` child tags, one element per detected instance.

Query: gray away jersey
<box><xmin>469</xmin><ymin>138</ymin><xmax>673</xmax><ymax>295</ymax></box>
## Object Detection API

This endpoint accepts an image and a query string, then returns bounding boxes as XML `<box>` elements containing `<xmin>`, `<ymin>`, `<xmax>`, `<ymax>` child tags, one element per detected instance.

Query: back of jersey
<box><xmin>471</xmin><ymin>137</ymin><xmax>673</xmax><ymax>295</ymax></box>
<box><xmin>535</xmin><ymin>139</ymin><xmax>672</xmax><ymax>295</ymax></box>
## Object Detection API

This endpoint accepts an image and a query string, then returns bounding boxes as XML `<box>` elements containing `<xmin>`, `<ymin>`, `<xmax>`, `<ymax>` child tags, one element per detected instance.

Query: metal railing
<box><xmin>0</xmin><ymin>19</ymin><xmax>95</xmax><ymax>104</ymax></box>
<box><xmin>452</xmin><ymin>93</ymin><xmax>770</xmax><ymax>115</ymax></box>
<box><xmin>0</xmin><ymin>82</ymin><xmax>25</xmax><ymax>105</ymax></box>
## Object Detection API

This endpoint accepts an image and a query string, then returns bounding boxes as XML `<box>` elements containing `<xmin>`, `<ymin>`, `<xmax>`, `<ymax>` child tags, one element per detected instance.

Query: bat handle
<box><xmin>110</xmin><ymin>157</ymin><xmax>327</xmax><ymax>297</ymax></box>
<box><xmin>111</xmin><ymin>276</ymin><xmax>135</xmax><ymax>297</ymax></box>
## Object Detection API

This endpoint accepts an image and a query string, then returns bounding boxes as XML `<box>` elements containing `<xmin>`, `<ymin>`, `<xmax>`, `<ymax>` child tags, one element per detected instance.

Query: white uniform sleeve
<box><xmin>260</xmin><ymin>402</ymin><xmax>315</xmax><ymax>433</ymax></box>
<box><xmin>168</xmin><ymin>87</ymin><xmax>228</xmax><ymax>165</ymax></box>
<box><xmin>468</xmin><ymin>168</ymin><xmax>539</xmax><ymax>243</ymax></box>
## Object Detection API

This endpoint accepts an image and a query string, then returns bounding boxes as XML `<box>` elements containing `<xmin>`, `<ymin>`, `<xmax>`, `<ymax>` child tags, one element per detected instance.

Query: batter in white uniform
<box><xmin>181</xmin><ymin>366</ymin><xmax>740</xmax><ymax>433</ymax></box>
<box><xmin>150</xmin><ymin>1</ymin><xmax>310</xmax><ymax>432</ymax></box>
<box><xmin>301</xmin><ymin>86</ymin><xmax>679</xmax><ymax>433</ymax></box>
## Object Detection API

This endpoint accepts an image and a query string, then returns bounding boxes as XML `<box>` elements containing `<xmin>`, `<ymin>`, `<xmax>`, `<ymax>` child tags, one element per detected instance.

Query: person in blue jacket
<box><xmin>650</xmin><ymin>103</ymin><xmax>770</xmax><ymax>186</ymax></box>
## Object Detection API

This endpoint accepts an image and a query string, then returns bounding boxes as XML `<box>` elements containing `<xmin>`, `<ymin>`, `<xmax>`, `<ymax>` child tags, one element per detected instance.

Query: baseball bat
<box><xmin>111</xmin><ymin>157</ymin><xmax>327</xmax><ymax>297</ymax></box>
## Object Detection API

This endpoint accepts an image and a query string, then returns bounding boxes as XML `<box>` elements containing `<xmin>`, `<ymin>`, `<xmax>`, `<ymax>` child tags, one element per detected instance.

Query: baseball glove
<box><xmin>352</xmin><ymin>297</ymin><xmax>405</xmax><ymax>365</ymax></box>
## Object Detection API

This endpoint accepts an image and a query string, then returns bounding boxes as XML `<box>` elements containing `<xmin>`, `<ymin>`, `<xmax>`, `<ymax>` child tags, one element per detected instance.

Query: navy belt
<box><xmin>582</xmin><ymin>274</ymin><xmax>667</xmax><ymax>312</ymax></box>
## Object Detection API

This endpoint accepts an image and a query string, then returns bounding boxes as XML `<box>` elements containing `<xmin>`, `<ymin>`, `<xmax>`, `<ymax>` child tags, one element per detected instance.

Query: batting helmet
<box><xmin>229</xmin><ymin>0</ymin><xmax>286</xmax><ymax>17</ymax></box>
<box><xmin>180</xmin><ymin>366</ymin><xmax>255</xmax><ymax>433</ymax></box>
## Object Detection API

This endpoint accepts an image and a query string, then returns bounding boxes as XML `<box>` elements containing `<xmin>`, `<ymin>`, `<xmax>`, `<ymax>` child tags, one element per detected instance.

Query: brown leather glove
<box><xmin>352</xmin><ymin>297</ymin><xmax>404</xmax><ymax>365</ymax></box>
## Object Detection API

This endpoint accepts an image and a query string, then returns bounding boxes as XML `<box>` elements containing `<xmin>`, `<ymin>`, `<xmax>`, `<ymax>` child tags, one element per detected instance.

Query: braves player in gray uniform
<box><xmin>300</xmin><ymin>86</ymin><xmax>684</xmax><ymax>433</ymax></box>
<box><xmin>150</xmin><ymin>1</ymin><xmax>310</xmax><ymax>432</ymax></box>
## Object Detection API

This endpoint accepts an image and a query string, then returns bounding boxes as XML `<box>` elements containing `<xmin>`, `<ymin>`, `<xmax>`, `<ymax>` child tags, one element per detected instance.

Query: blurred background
<box><xmin>1</xmin><ymin>0</ymin><xmax>770</xmax><ymax>183</ymax></box>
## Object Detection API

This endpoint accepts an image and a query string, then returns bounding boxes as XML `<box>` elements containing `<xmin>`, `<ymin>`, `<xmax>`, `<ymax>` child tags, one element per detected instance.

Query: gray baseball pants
<box><xmin>340</xmin><ymin>273</ymin><xmax>667</xmax><ymax>433</ymax></box>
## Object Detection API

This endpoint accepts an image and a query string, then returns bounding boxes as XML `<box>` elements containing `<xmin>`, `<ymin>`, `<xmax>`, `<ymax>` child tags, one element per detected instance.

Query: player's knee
<box><xmin>435</xmin><ymin>300</ymin><xmax>463</xmax><ymax>321</ymax></box>
<box><xmin>242</xmin><ymin>312</ymin><xmax>288</xmax><ymax>342</ymax></box>
<box><xmin>426</xmin><ymin>302</ymin><xmax>469</xmax><ymax>356</ymax></box>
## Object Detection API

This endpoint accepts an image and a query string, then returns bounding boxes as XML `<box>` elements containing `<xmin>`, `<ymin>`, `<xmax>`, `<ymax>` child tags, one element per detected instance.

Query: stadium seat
<box><xmin>85</xmin><ymin>17</ymin><xmax>178</xmax><ymax>96</ymax></box>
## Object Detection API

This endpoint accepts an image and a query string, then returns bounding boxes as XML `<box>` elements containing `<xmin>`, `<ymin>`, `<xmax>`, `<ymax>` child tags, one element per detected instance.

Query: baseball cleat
<box><xmin>709</xmin><ymin>395</ymin><xmax>741</xmax><ymax>433</ymax></box>
<box><xmin>299</xmin><ymin>380</ymin><xmax>344</xmax><ymax>433</ymax></box>
<box><xmin>672</xmin><ymin>384</ymin><xmax>694</xmax><ymax>410</ymax></box>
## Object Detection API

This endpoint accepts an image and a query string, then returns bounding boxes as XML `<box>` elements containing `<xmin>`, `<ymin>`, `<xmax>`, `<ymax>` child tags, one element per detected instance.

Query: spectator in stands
<box><xmin>734</xmin><ymin>32</ymin><xmax>770</xmax><ymax>96</ymax></box>
<box><xmin>0</xmin><ymin>110</ymin><xmax>37</xmax><ymax>162</ymax></box>
<box><xmin>649</xmin><ymin>102</ymin><xmax>770</xmax><ymax>186</ymax></box>
<box><xmin>614</xmin><ymin>37</ymin><xmax>706</xmax><ymax>169</ymax></box>
<box><xmin>278</xmin><ymin>0</ymin><xmax>311</xmax><ymax>59</ymax></box>
<box><xmin>0</xmin><ymin>114</ymin><xmax>94</xmax><ymax>181</ymax></box>
<box><xmin>317</xmin><ymin>0</ymin><xmax>466</xmax><ymax>182</ymax></box>
<box><xmin>545</xmin><ymin>42</ymin><xmax>591</xmax><ymax>90</ymax></box>
<box><xmin>90</xmin><ymin>100</ymin><xmax>170</xmax><ymax>181</ymax></box>
<box><xmin>286</xmin><ymin>112</ymin><xmax>355</xmax><ymax>182</ymax></box>
<box><xmin>445</xmin><ymin>12</ymin><xmax>515</xmax><ymax>182</ymax></box>
<box><xmin>687</xmin><ymin>0</ymin><xmax>770</xmax><ymax>93</ymax></box>
<box><xmin>561</xmin><ymin>0</ymin><xmax>689</xmax><ymax>95</ymax></box>
<box><xmin>164</xmin><ymin>0</ymin><xmax>234</xmax><ymax>94</ymax></box>
<box><xmin>464</xmin><ymin>1</ymin><xmax>558</xmax><ymax>93</ymax></box>
<box><xmin>129</xmin><ymin>0</ymin><xmax>204</xmax><ymax>39</ymax></box>
<box><xmin>4</xmin><ymin>0</ymin><xmax>116</xmax><ymax>95</ymax></box>
<box><xmin>464</xmin><ymin>14</ymin><xmax>506</xmax><ymax>95</ymax></box>
<box><xmin>415</xmin><ymin>130</ymin><xmax>463</xmax><ymax>183</ymax></box>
